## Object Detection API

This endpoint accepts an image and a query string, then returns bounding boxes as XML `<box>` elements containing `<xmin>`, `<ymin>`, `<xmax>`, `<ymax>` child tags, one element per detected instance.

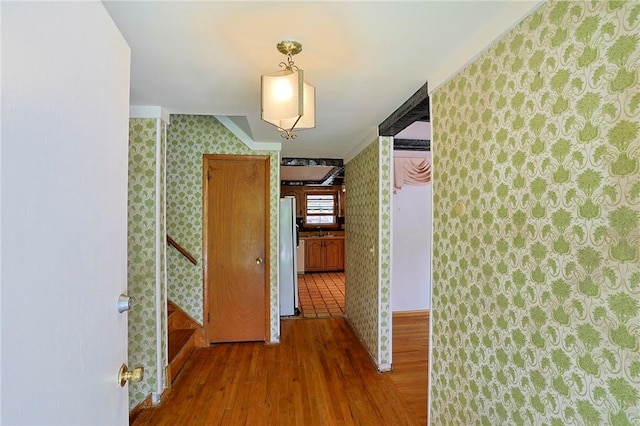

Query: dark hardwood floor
<box><xmin>132</xmin><ymin>315</ymin><xmax>428</xmax><ymax>425</ymax></box>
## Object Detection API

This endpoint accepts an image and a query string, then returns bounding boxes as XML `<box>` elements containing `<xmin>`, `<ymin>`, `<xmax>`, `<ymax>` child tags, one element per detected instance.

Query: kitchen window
<box><xmin>304</xmin><ymin>192</ymin><xmax>337</xmax><ymax>226</ymax></box>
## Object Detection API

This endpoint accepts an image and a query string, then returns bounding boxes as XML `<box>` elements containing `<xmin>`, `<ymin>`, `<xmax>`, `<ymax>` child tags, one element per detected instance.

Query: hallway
<box><xmin>131</xmin><ymin>317</ymin><xmax>427</xmax><ymax>425</ymax></box>
<box><xmin>132</xmin><ymin>268</ymin><xmax>429</xmax><ymax>425</ymax></box>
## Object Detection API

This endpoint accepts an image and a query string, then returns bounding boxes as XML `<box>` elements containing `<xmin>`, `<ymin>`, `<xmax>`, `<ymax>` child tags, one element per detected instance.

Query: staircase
<box><xmin>167</xmin><ymin>300</ymin><xmax>206</xmax><ymax>385</ymax></box>
<box><xmin>130</xmin><ymin>301</ymin><xmax>205</xmax><ymax>425</ymax></box>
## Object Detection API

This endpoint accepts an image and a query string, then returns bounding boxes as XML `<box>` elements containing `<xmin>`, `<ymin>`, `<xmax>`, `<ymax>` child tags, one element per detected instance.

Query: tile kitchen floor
<box><xmin>298</xmin><ymin>272</ymin><xmax>345</xmax><ymax>318</ymax></box>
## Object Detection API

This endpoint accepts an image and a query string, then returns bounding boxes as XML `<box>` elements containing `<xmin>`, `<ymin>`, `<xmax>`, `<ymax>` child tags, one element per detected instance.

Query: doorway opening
<box><xmin>379</xmin><ymin>81</ymin><xmax>431</xmax><ymax>419</ymax></box>
<box><xmin>379</xmin><ymin>82</ymin><xmax>431</xmax><ymax>316</ymax></box>
<box><xmin>280</xmin><ymin>158</ymin><xmax>346</xmax><ymax>320</ymax></box>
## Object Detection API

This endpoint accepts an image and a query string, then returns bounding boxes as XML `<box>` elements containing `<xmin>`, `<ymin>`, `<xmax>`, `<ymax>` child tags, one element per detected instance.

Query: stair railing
<box><xmin>167</xmin><ymin>235</ymin><xmax>197</xmax><ymax>265</ymax></box>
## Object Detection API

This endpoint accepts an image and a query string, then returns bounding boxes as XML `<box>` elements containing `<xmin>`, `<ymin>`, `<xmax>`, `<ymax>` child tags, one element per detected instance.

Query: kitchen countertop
<box><xmin>299</xmin><ymin>231</ymin><xmax>345</xmax><ymax>239</ymax></box>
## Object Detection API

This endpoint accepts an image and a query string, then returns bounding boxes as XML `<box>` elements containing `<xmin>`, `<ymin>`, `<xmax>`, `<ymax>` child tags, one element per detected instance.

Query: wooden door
<box><xmin>204</xmin><ymin>155</ymin><xmax>270</xmax><ymax>343</ymax></box>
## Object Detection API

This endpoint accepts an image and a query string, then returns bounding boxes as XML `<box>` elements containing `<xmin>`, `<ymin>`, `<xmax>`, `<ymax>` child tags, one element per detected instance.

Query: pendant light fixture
<box><xmin>261</xmin><ymin>40</ymin><xmax>316</xmax><ymax>139</ymax></box>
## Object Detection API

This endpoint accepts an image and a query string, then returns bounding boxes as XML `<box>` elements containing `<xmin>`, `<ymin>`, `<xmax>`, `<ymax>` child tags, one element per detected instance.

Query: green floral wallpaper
<box><xmin>431</xmin><ymin>1</ymin><xmax>640</xmax><ymax>425</ymax></box>
<box><xmin>345</xmin><ymin>137</ymin><xmax>393</xmax><ymax>369</ymax></box>
<box><xmin>127</xmin><ymin>118</ymin><xmax>168</xmax><ymax>407</ymax></box>
<box><xmin>166</xmin><ymin>114</ymin><xmax>280</xmax><ymax>342</ymax></box>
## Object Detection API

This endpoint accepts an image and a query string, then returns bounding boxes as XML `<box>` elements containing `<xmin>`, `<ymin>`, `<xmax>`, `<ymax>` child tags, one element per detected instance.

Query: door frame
<box><xmin>202</xmin><ymin>154</ymin><xmax>271</xmax><ymax>343</ymax></box>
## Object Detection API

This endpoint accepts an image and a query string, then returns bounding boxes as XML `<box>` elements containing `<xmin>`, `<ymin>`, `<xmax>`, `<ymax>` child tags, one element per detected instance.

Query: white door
<box><xmin>1</xmin><ymin>2</ymin><xmax>131</xmax><ymax>425</ymax></box>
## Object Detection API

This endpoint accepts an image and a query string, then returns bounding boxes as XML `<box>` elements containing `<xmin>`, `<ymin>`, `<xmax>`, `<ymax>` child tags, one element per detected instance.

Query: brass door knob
<box><xmin>256</xmin><ymin>257</ymin><xmax>264</xmax><ymax>265</ymax></box>
<box><xmin>118</xmin><ymin>363</ymin><xmax>144</xmax><ymax>387</ymax></box>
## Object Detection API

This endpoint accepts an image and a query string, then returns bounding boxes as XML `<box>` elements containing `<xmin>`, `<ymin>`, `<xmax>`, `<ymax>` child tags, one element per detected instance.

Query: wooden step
<box><xmin>167</xmin><ymin>304</ymin><xmax>177</xmax><ymax>317</ymax></box>
<box><xmin>167</xmin><ymin>300</ymin><xmax>204</xmax><ymax>344</ymax></box>
<box><xmin>168</xmin><ymin>329</ymin><xmax>195</xmax><ymax>362</ymax></box>
<box><xmin>167</xmin><ymin>305</ymin><xmax>179</xmax><ymax>332</ymax></box>
<box><xmin>167</xmin><ymin>328</ymin><xmax>196</xmax><ymax>383</ymax></box>
<box><xmin>165</xmin><ymin>300</ymin><xmax>206</xmax><ymax>385</ymax></box>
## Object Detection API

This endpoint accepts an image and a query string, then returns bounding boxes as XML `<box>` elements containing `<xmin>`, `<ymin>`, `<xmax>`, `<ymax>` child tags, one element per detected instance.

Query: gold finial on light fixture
<box><xmin>261</xmin><ymin>40</ymin><xmax>316</xmax><ymax>140</ymax></box>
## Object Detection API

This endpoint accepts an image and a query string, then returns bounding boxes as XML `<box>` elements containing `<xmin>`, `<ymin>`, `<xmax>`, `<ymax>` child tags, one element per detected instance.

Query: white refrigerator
<box><xmin>279</xmin><ymin>196</ymin><xmax>299</xmax><ymax>316</ymax></box>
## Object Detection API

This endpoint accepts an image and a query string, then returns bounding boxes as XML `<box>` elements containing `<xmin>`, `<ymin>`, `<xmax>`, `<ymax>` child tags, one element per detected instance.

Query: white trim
<box><xmin>426</xmin><ymin>100</ymin><xmax>435</xmax><ymax>426</ymax></box>
<box><xmin>215</xmin><ymin>115</ymin><xmax>282</xmax><ymax>152</ymax></box>
<box><xmin>129</xmin><ymin>106</ymin><xmax>171</xmax><ymax>124</ymax></box>
<box><xmin>161</xmin><ymin>121</ymin><xmax>169</xmax><ymax>388</ymax></box>
<box><xmin>388</xmin><ymin>138</ymin><xmax>394</xmax><ymax>361</ymax></box>
<box><xmin>274</xmin><ymin>151</ymin><xmax>282</xmax><ymax>343</ymax></box>
<box><xmin>377</xmin><ymin>136</ymin><xmax>384</xmax><ymax>367</ymax></box>
<box><xmin>153</xmin><ymin>118</ymin><xmax>163</xmax><ymax>404</ymax></box>
<box><xmin>377</xmin><ymin>136</ymin><xmax>393</xmax><ymax>372</ymax></box>
<box><xmin>0</xmin><ymin>3</ymin><xmax>3</xmax><ymax>416</ymax></box>
<box><xmin>378</xmin><ymin>363</ymin><xmax>392</xmax><ymax>373</ymax></box>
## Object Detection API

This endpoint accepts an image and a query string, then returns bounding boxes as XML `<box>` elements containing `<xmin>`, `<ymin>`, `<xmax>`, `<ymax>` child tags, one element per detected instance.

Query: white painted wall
<box><xmin>391</xmin><ymin>153</ymin><xmax>432</xmax><ymax>312</ymax></box>
<box><xmin>1</xmin><ymin>2</ymin><xmax>131</xmax><ymax>424</ymax></box>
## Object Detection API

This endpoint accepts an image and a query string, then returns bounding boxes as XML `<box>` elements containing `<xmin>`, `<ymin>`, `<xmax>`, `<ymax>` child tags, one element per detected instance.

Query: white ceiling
<box><xmin>103</xmin><ymin>1</ymin><xmax>540</xmax><ymax>160</ymax></box>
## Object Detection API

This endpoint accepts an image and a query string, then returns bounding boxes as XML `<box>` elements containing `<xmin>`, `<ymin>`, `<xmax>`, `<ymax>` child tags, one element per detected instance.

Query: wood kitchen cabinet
<box><xmin>305</xmin><ymin>237</ymin><xmax>344</xmax><ymax>272</ymax></box>
<box><xmin>323</xmin><ymin>239</ymin><xmax>344</xmax><ymax>270</ymax></box>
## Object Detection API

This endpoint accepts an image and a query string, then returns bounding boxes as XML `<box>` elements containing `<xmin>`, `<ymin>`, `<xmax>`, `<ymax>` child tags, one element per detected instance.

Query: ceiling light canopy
<box><xmin>261</xmin><ymin>40</ymin><xmax>316</xmax><ymax>140</ymax></box>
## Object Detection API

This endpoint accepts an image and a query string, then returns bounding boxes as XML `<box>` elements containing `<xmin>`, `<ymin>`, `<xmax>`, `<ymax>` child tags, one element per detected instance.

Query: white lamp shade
<box><xmin>297</xmin><ymin>81</ymin><xmax>316</xmax><ymax>129</ymax></box>
<box><xmin>261</xmin><ymin>69</ymin><xmax>303</xmax><ymax>124</ymax></box>
<box><xmin>261</xmin><ymin>69</ymin><xmax>315</xmax><ymax>132</ymax></box>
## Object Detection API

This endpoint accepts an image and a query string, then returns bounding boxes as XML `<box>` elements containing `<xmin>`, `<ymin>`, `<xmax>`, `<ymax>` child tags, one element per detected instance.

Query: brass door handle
<box><xmin>118</xmin><ymin>364</ymin><xmax>144</xmax><ymax>387</ymax></box>
<box><xmin>256</xmin><ymin>257</ymin><xmax>264</xmax><ymax>265</ymax></box>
